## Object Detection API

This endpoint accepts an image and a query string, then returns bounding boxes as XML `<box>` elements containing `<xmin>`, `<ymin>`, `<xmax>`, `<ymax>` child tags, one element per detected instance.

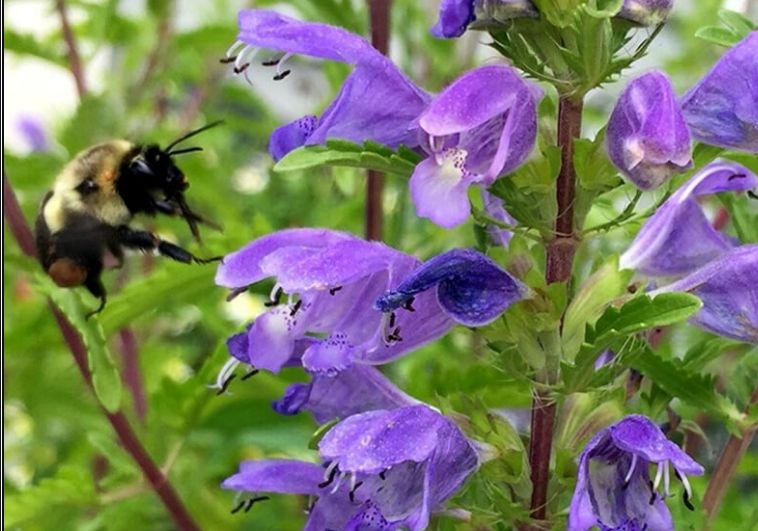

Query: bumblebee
<box><xmin>35</xmin><ymin>123</ymin><xmax>223</xmax><ymax>317</ymax></box>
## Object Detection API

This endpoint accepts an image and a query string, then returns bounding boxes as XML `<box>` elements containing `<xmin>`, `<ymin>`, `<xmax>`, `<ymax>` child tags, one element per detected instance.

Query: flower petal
<box><xmin>653</xmin><ymin>245</ymin><xmax>758</xmax><ymax>343</ymax></box>
<box><xmin>269</xmin><ymin>115</ymin><xmax>318</xmax><ymax>162</ymax></box>
<box><xmin>221</xmin><ymin>459</ymin><xmax>323</xmax><ymax>495</ymax></box>
<box><xmin>430</xmin><ymin>0</ymin><xmax>475</xmax><ymax>38</ymax></box>
<box><xmin>681</xmin><ymin>32</ymin><xmax>758</xmax><ymax>153</ymax></box>
<box><xmin>620</xmin><ymin>160</ymin><xmax>757</xmax><ymax>276</ymax></box>
<box><xmin>410</xmin><ymin>151</ymin><xmax>475</xmax><ymax>228</ymax></box>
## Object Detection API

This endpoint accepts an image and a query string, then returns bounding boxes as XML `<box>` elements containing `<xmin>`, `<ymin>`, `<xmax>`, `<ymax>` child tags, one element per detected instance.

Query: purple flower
<box><xmin>482</xmin><ymin>189</ymin><xmax>515</xmax><ymax>247</ymax></box>
<box><xmin>215</xmin><ymin>229</ymin><xmax>454</xmax><ymax>379</ymax></box>
<box><xmin>607</xmin><ymin>71</ymin><xmax>692</xmax><ymax>190</ymax></box>
<box><xmin>617</xmin><ymin>0</ymin><xmax>674</xmax><ymax>26</ymax></box>
<box><xmin>222</xmin><ymin>405</ymin><xmax>479</xmax><ymax>530</ymax></box>
<box><xmin>226</xmin><ymin>9</ymin><xmax>430</xmax><ymax>161</ymax></box>
<box><xmin>681</xmin><ymin>32</ymin><xmax>758</xmax><ymax>153</ymax></box>
<box><xmin>568</xmin><ymin>415</ymin><xmax>704</xmax><ymax>531</ymax></box>
<box><xmin>410</xmin><ymin>66</ymin><xmax>541</xmax><ymax>227</ymax></box>
<box><xmin>16</xmin><ymin>116</ymin><xmax>49</xmax><ymax>152</ymax></box>
<box><xmin>273</xmin><ymin>364</ymin><xmax>419</xmax><ymax>424</ymax></box>
<box><xmin>375</xmin><ymin>248</ymin><xmax>531</xmax><ymax>326</ymax></box>
<box><xmin>653</xmin><ymin>245</ymin><xmax>758</xmax><ymax>343</ymax></box>
<box><xmin>431</xmin><ymin>0</ymin><xmax>538</xmax><ymax>39</ymax></box>
<box><xmin>620</xmin><ymin>160</ymin><xmax>758</xmax><ymax>277</ymax></box>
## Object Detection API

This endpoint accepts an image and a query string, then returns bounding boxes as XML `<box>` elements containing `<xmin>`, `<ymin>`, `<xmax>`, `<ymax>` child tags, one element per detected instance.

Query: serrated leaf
<box><xmin>34</xmin><ymin>274</ymin><xmax>122</xmax><ymax>412</ymax></box>
<box><xmin>630</xmin><ymin>347</ymin><xmax>743</xmax><ymax>426</ymax></box>
<box><xmin>274</xmin><ymin>140</ymin><xmax>419</xmax><ymax>177</ymax></box>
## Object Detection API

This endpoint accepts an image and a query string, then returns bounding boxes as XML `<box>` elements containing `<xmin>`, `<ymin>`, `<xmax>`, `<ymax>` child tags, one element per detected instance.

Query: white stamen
<box><xmin>225</xmin><ymin>40</ymin><xmax>245</xmax><ymax>59</ymax></box>
<box><xmin>323</xmin><ymin>461</ymin><xmax>338</xmax><ymax>482</ymax></box>
<box><xmin>679</xmin><ymin>470</ymin><xmax>693</xmax><ymax>501</ymax></box>
<box><xmin>208</xmin><ymin>357</ymin><xmax>240</xmax><ymax>390</ymax></box>
<box><xmin>330</xmin><ymin>472</ymin><xmax>346</xmax><ymax>494</ymax></box>
<box><xmin>276</xmin><ymin>53</ymin><xmax>293</xmax><ymax>77</ymax></box>
<box><xmin>653</xmin><ymin>462</ymin><xmax>665</xmax><ymax>492</ymax></box>
<box><xmin>349</xmin><ymin>473</ymin><xmax>357</xmax><ymax>493</ymax></box>
<box><xmin>429</xmin><ymin>135</ymin><xmax>445</xmax><ymax>153</ymax></box>
<box><xmin>269</xmin><ymin>283</ymin><xmax>283</xmax><ymax>301</ymax></box>
<box><xmin>663</xmin><ymin>461</ymin><xmax>671</xmax><ymax>497</ymax></box>
<box><xmin>624</xmin><ymin>454</ymin><xmax>638</xmax><ymax>484</ymax></box>
<box><xmin>234</xmin><ymin>46</ymin><xmax>259</xmax><ymax>73</ymax></box>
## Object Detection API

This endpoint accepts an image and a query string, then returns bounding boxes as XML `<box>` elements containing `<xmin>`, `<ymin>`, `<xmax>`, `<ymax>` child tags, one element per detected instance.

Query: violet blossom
<box><xmin>224</xmin><ymin>9</ymin><xmax>430</xmax><ymax>161</ymax></box>
<box><xmin>620</xmin><ymin>160</ymin><xmax>758</xmax><ymax>277</ymax></box>
<box><xmin>375</xmin><ymin>248</ymin><xmax>531</xmax><ymax>326</ymax></box>
<box><xmin>410</xmin><ymin>65</ymin><xmax>541</xmax><ymax>228</ymax></box>
<box><xmin>482</xmin><ymin>190</ymin><xmax>516</xmax><ymax>247</ymax></box>
<box><xmin>568</xmin><ymin>415</ymin><xmax>704</xmax><ymax>531</ymax></box>
<box><xmin>617</xmin><ymin>0</ymin><xmax>674</xmax><ymax>26</ymax></box>
<box><xmin>652</xmin><ymin>245</ymin><xmax>758</xmax><ymax>343</ymax></box>
<box><xmin>222</xmin><ymin>405</ymin><xmax>479</xmax><ymax>530</ymax></box>
<box><xmin>607</xmin><ymin>71</ymin><xmax>692</xmax><ymax>190</ymax></box>
<box><xmin>431</xmin><ymin>0</ymin><xmax>538</xmax><ymax>39</ymax></box>
<box><xmin>681</xmin><ymin>32</ymin><xmax>758</xmax><ymax>153</ymax></box>
<box><xmin>214</xmin><ymin>228</ymin><xmax>453</xmax><ymax>383</ymax></box>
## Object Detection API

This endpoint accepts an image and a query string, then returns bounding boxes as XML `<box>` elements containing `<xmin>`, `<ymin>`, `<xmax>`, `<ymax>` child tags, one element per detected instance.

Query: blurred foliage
<box><xmin>3</xmin><ymin>1</ymin><xmax>758</xmax><ymax>530</ymax></box>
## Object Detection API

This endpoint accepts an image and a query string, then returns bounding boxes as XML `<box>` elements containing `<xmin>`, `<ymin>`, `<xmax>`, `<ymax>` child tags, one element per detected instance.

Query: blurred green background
<box><xmin>3</xmin><ymin>1</ymin><xmax>758</xmax><ymax>529</ymax></box>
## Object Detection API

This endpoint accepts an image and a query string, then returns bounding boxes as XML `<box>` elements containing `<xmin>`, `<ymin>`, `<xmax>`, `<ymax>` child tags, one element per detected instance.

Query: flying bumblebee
<box><xmin>35</xmin><ymin>122</ymin><xmax>223</xmax><ymax>318</ymax></box>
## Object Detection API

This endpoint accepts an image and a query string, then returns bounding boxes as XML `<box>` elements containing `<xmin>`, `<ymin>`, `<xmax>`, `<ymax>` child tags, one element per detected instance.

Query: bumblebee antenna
<box><xmin>164</xmin><ymin>120</ymin><xmax>224</xmax><ymax>152</ymax></box>
<box><xmin>168</xmin><ymin>146</ymin><xmax>204</xmax><ymax>156</ymax></box>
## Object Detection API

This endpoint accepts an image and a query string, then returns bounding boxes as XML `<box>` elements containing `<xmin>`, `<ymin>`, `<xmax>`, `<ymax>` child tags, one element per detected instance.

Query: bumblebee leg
<box><xmin>116</xmin><ymin>226</ymin><xmax>222</xmax><ymax>264</ymax></box>
<box><xmin>84</xmin><ymin>276</ymin><xmax>107</xmax><ymax>319</ymax></box>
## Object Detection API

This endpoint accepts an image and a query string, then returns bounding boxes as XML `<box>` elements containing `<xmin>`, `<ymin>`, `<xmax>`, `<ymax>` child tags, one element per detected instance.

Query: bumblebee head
<box><xmin>136</xmin><ymin>144</ymin><xmax>188</xmax><ymax>195</ymax></box>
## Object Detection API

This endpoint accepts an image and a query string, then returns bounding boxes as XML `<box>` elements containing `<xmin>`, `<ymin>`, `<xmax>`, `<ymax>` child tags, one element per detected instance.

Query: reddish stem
<box><xmin>3</xmin><ymin>170</ymin><xmax>199</xmax><ymax>531</ymax></box>
<box><xmin>527</xmin><ymin>97</ymin><xmax>583</xmax><ymax>527</ymax></box>
<box><xmin>54</xmin><ymin>0</ymin><xmax>87</xmax><ymax>98</ymax></box>
<box><xmin>365</xmin><ymin>0</ymin><xmax>392</xmax><ymax>241</ymax></box>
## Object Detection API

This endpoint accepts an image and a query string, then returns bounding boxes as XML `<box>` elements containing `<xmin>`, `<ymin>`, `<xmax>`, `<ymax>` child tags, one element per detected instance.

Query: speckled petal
<box><xmin>269</xmin><ymin>115</ymin><xmax>318</xmax><ymax>162</ymax></box>
<box><xmin>620</xmin><ymin>160</ymin><xmax>757</xmax><ymax>276</ymax></box>
<box><xmin>681</xmin><ymin>32</ymin><xmax>758</xmax><ymax>153</ymax></box>
<box><xmin>654</xmin><ymin>245</ymin><xmax>758</xmax><ymax>343</ymax></box>
<box><xmin>410</xmin><ymin>151</ymin><xmax>475</xmax><ymax>228</ymax></box>
<box><xmin>607</xmin><ymin>71</ymin><xmax>692</xmax><ymax>190</ymax></box>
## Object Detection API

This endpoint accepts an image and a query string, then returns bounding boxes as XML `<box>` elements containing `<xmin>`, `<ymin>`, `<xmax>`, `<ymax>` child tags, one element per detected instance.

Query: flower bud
<box><xmin>432</xmin><ymin>0</ymin><xmax>537</xmax><ymax>39</ymax></box>
<box><xmin>618</xmin><ymin>0</ymin><xmax>673</xmax><ymax>26</ymax></box>
<box><xmin>607</xmin><ymin>71</ymin><xmax>692</xmax><ymax>190</ymax></box>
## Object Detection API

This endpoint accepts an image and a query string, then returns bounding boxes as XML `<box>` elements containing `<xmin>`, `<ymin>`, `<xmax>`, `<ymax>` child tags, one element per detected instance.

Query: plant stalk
<box><xmin>54</xmin><ymin>0</ymin><xmax>87</xmax><ymax>98</ymax></box>
<box><xmin>3</xmin><ymin>170</ymin><xmax>200</xmax><ymax>531</ymax></box>
<box><xmin>528</xmin><ymin>96</ymin><xmax>583</xmax><ymax>527</ymax></box>
<box><xmin>702</xmin><ymin>384</ymin><xmax>758</xmax><ymax>524</ymax></box>
<box><xmin>365</xmin><ymin>0</ymin><xmax>392</xmax><ymax>241</ymax></box>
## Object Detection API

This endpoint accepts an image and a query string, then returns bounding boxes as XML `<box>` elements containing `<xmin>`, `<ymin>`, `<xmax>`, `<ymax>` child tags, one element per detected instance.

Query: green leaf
<box><xmin>273</xmin><ymin>140</ymin><xmax>420</xmax><ymax>177</ymax></box>
<box><xmin>695</xmin><ymin>26</ymin><xmax>742</xmax><ymax>47</ymax></box>
<box><xmin>33</xmin><ymin>274</ymin><xmax>122</xmax><ymax>412</ymax></box>
<box><xmin>717</xmin><ymin>9</ymin><xmax>756</xmax><ymax>38</ymax></box>
<box><xmin>562</xmin><ymin>256</ymin><xmax>632</xmax><ymax>361</ymax></box>
<box><xmin>308</xmin><ymin>418</ymin><xmax>340</xmax><ymax>450</ymax></box>
<box><xmin>631</xmin><ymin>346</ymin><xmax>743</xmax><ymax>426</ymax></box>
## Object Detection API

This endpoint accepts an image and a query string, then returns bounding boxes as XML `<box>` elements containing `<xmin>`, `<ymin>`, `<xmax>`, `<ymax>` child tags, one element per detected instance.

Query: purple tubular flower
<box><xmin>222</xmin><ymin>405</ymin><xmax>478</xmax><ymax>530</ymax></box>
<box><xmin>620</xmin><ymin>160</ymin><xmax>758</xmax><ymax>277</ymax></box>
<box><xmin>216</xmin><ymin>229</ymin><xmax>453</xmax><ymax>376</ymax></box>
<box><xmin>411</xmin><ymin>66</ymin><xmax>541</xmax><ymax>227</ymax></box>
<box><xmin>481</xmin><ymin>189</ymin><xmax>515</xmax><ymax>246</ymax></box>
<box><xmin>653</xmin><ymin>245</ymin><xmax>758</xmax><ymax>343</ymax></box>
<box><xmin>228</xmin><ymin>9</ymin><xmax>430</xmax><ymax>161</ymax></box>
<box><xmin>617</xmin><ymin>0</ymin><xmax>673</xmax><ymax>26</ymax></box>
<box><xmin>431</xmin><ymin>0</ymin><xmax>538</xmax><ymax>39</ymax></box>
<box><xmin>273</xmin><ymin>364</ymin><xmax>419</xmax><ymax>424</ymax></box>
<box><xmin>619</xmin><ymin>159</ymin><xmax>758</xmax><ymax>276</ymax></box>
<box><xmin>375</xmin><ymin>248</ymin><xmax>531</xmax><ymax>326</ymax></box>
<box><xmin>681</xmin><ymin>32</ymin><xmax>758</xmax><ymax>153</ymax></box>
<box><xmin>607</xmin><ymin>71</ymin><xmax>692</xmax><ymax>190</ymax></box>
<box><xmin>568</xmin><ymin>415</ymin><xmax>704</xmax><ymax>531</ymax></box>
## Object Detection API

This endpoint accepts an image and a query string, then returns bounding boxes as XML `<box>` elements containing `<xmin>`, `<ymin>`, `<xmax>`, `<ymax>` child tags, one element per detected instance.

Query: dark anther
<box><xmin>626</xmin><ymin>284</ymin><xmax>638</xmax><ymax>294</ymax></box>
<box><xmin>226</xmin><ymin>286</ymin><xmax>247</xmax><ymax>302</ymax></box>
<box><xmin>264</xmin><ymin>287</ymin><xmax>283</xmax><ymax>307</ymax></box>
<box><xmin>728</xmin><ymin>173</ymin><xmax>746</xmax><ymax>181</ymax></box>
<box><xmin>243</xmin><ymin>496</ymin><xmax>270</xmax><ymax>512</ymax></box>
<box><xmin>241</xmin><ymin>369</ymin><xmax>259</xmax><ymax>381</ymax></box>
<box><xmin>388</xmin><ymin>312</ymin><xmax>396</xmax><ymax>328</ymax></box>
<box><xmin>290</xmin><ymin>299</ymin><xmax>303</xmax><ymax>317</ymax></box>
<box><xmin>649</xmin><ymin>490</ymin><xmax>657</xmax><ymax>506</ymax></box>
<box><xmin>621</xmin><ymin>479</ymin><xmax>630</xmax><ymax>491</ymax></box>
<box><xmin>273</xmin><ymin>70</ymin><xmax>292</xmax><ymax>81</ymax></box>
<box><xmin>216</xmin><ymin>373</ymin><xmax>237</xmax><ymax>395</ymax></box>
<box><xmin>682</xmin><ymin>491</ymin><xmax>695</xmax><ymax>511</ymax></box>
<box><xmin>305</xmin><ymin>497</ymin><xmax>318</xmax><ymax>515</ymax></box>
<box><xmin>349</xmin><ymin>481</ymin><xmax>364</xmax><ymax>503</ymax></box>
<box><xmin>379</xmin><ymin>470</ymin><xmax>387</xmax><ymax>480</ymax></box>
<box><xmin>233</xmin><ymin>62</ymin><xmax>251</xmax><ymax>74</ymax></box>
<box><xmin>220</xmin><ymin>56</ymin><xmax>237</xmax><ymax>64</ymax></box>
<box><xmin>262</xmin><ymin>57</ymin><xmax>281</xmax><ymax>66</ymax></box>
<box><xmin>387</xmin><ymin>327</ymin><xmax>403</xmax><ymax>342</ymax></box>
<box><xmin>329</xmin><ymin>286</ymin><xmax>343</xmax><ymax>296</ymax></box>
<box><xmin>402</xmin><ymin>297</ymin><xmax>416</xmax><ymax>312</ymax></box>
<box><xmin>318</xmin><ymin>465</ymin><xmax>339</xmax><ymax>489</ymax></box>
<box><xmin>230</xmin><ymin>500</ymin><xmax>246</xmax><ymax>514</ymax></box>
<box><xmin>748</xmin><ymin>190</ymin><xmax>758</xmax><ymax>200</ymax></box>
